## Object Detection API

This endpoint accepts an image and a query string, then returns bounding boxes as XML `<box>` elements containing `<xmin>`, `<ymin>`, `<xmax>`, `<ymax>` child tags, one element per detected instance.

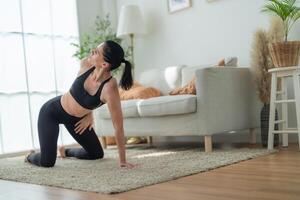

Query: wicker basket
<box><xmin>269</xmin><ymin>41</ymin><xmax>300</xmax><ymax>67</ymax></box>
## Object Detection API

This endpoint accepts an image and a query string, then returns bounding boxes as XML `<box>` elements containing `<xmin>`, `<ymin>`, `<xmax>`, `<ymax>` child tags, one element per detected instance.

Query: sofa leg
<box><xmin>147</xmin><ymin>136</ymin><xmax>153</xmax><ymax>145</ymax></box>
<box><xmin>249</xmin><ymin>128</ymin><xmax>256</xmax><ymax>144</ymax></box>
<box><xmin>100</xmin><ymin>137</ymin><xmax>107</xmax><ymax>149</ymax></box>
<box><xmin>204</xmin><ymin>135</ymin><xmax>212</xmax><ymax>153</ymax></box>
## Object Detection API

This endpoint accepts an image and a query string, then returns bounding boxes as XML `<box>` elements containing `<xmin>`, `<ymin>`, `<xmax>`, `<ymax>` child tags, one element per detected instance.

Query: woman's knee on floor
<box><xmin>89</xmin><ymin>148</ymin><xmax>104</xmax><ymax>160</ymax></box>
<box><xmin>40</xmin><ymin>156</ymin><xmax>56</xmax><ymax>167</ymax></box>
<box><xmin>40</xmin><ymin>160</ymin><xmax>56</xmax><ymax>167</ymax></box>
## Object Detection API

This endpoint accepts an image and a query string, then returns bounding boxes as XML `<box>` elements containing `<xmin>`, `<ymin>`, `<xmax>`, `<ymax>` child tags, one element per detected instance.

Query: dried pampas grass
<box><xmin>250</xmin><ymin>17</ymin><xmax>284</xmax><ymax>104</ymax></box>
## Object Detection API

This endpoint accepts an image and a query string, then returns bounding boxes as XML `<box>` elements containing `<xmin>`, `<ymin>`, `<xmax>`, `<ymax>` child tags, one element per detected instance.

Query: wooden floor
<box><xmin>0</xmin><ymin>143</ymin><xmax>299</xmax><ymax>200</ymax></box>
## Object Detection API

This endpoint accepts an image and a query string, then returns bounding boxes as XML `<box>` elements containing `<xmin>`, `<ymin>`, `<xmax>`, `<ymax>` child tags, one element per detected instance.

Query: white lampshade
<box><xmin>117</xmin><ymin>5</ymin><xmax>145</xmax><ymax>38</ymax></box>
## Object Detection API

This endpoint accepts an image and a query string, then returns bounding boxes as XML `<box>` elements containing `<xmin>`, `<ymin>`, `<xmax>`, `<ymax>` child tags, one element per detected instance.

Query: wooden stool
<box><xmin>268</xmin><ymin>66</ymin><xmax>300</xmax><ymax>150</ymax></box>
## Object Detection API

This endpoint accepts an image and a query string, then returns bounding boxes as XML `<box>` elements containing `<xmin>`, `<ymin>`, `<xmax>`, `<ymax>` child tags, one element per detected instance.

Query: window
<box><xmin>0</xmin><ymin>0</ymin><xmax>80</xmax><ymax>154</ymax></box>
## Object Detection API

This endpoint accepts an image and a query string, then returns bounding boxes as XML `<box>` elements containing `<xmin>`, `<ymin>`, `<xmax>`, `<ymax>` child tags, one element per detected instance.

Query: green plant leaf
<box><xmin>262</xmin><ymin>0</ymin><xmax>300</xmax><ymax>41</ymax></box>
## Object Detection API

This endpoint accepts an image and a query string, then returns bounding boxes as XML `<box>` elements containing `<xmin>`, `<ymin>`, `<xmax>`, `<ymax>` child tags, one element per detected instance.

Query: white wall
<box><xmin>76</xmin><ymin>0</ymin><xmax>300</xmax><ymax>75</ymax></box>
<box><xmin>116</xmin><ymin>0</ymin><xmax>299</xmax><ymax>75</ymax></box>
<box><xmin>76</xmin><ymin>0</ymin><xmax>300</xmax><ymax>143</ymax></box>
<box><xmin>76</xmin><ymin>0</ymin><xmax>101</xmax><ymax>41</ymax></box>
<box><xmin>76</xmin><ymin>0</ymin><xmax>118</xmax><ymax>42</ymax></box>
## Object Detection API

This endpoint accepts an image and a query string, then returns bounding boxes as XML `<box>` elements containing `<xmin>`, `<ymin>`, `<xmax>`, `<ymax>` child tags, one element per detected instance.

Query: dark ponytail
<box><xmin>101</xmin><ymin>40</ymin><xmax>133</xmax><ymax>90</ymax></box>
<box><xmin>120</xmin><ymin>59</ymin><xmax>133</xmax><ymax>90</ymax></box>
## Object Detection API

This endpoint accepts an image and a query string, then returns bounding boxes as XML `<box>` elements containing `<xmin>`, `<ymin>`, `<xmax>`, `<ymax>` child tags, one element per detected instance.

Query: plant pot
<box><xmin>260</xmin><ymin>104</ymin><xmax>279</xmax><ymax>147</ymax></box>
<box><xmin>268</xmin><ymin>41</ymin><xmax>300</xmax><ymax>67</ymax></box>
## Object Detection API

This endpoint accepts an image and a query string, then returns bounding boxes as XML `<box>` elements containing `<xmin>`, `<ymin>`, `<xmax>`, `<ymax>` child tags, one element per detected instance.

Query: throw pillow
<box><xmin>217</xmin><ymin>58</ymin><xmax>225</xmax><ymax>67</ymax></box>
<box><xmin>216</xmin><ymin>57</ymin><xmax>238</xmax><ymax>67</ymax></box>
<box><xmin>224</xmin><ymin>57</ymin><xmax>238</xmax><ymax>67</ymax></box>
<box><xmin>169</xmin><ymin>76</ymin><xmax>196</xmax><ymax>95</ymax></box>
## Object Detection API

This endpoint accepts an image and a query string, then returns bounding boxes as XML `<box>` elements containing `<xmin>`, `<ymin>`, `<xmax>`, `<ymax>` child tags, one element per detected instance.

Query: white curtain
<box><xmin>0</xmin><ymin>0</ymin><xmax>80</xmax><ymax>154</ymax></box>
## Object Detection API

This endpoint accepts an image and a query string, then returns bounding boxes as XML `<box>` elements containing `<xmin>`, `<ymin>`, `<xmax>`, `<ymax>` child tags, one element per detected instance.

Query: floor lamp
<box><xmin>117</xmin><ymin>5</ymin><xmax>145</xmax><ymax>77</ymax></box>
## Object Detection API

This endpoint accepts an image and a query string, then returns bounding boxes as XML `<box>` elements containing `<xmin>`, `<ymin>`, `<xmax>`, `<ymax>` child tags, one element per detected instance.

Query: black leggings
<box><xmin>27</xmin><ymin>95</ymin><xmax>104</xmax><ymax>167</ymax></box>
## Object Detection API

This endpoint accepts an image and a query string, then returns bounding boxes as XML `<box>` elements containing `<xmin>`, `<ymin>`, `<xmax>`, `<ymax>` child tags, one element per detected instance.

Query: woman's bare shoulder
<box><xmin>101</xmin><ymin>78</ymin><xmax>119</xmax><ymax>103</ymax></box>
<box><xmin>105</xmin><ymin>77</ymin><xmax>118</xmax><ymax>91</ymax></box>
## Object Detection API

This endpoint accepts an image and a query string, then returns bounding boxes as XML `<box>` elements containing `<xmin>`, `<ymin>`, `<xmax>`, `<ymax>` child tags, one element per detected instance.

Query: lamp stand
<box><xmin>129</xmin><ymin>33</ymin><xmax>135</xmax><ymax>78</ymax></box>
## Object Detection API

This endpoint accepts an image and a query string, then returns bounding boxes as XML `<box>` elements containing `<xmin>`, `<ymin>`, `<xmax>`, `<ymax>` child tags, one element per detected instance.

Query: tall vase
<box><xmin>260</xmin><ymin>104</ymin><xmax>279</xmax><ymax>147</ymax></box>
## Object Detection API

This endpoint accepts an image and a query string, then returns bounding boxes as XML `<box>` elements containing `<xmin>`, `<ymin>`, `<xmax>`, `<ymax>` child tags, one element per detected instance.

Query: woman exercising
<box><xmin>25</xmin><ymin>40</ymin><xmax>137</xmax><ymax>169</ymax></box>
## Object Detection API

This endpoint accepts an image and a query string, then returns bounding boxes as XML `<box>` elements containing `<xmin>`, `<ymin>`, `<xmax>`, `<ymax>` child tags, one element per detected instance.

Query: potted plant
<box><xmin>262</xmin><ymin>0</ymin><xmax>300</xmax><ymax>67</ymax></box>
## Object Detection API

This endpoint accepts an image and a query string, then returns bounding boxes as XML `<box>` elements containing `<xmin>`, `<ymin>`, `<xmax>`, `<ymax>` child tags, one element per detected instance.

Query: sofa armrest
<box><xmin>195</xmin><ymin>67</ymin><xmax>262</xmax><ymax>134</ymax></box>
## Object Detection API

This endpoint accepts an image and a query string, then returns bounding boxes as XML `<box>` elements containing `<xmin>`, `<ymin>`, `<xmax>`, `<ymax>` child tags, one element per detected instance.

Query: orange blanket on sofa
<box><xmin>105</xmin><ymin>82</ymin><xmax>161</xmax><ymax>145</ymax></box>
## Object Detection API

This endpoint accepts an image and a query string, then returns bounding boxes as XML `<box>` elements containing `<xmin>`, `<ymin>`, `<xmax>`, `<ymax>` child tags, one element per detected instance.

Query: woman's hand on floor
<box><xmin>119</xmin><ymin>162</ymin><xmax>140</xmax><ymax>169</ymax></box>
<box><xmin>74</xmin><ymin>113</ymin><xmax>93</xmax><ymax>134</ymax></box>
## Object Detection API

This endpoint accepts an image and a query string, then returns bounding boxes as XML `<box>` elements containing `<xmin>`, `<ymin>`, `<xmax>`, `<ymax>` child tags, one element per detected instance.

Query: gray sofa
<box><xmin>93</xmin><ymin>65</ymin><xmax>261</xmax><ymax>152</ymax></box>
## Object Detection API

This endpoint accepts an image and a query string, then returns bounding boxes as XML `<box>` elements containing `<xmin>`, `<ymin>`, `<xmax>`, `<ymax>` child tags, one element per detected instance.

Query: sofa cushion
<box><xmin>138</xmin><ymin>65</ymin><xmax>185</xmax><ymax>95</ymax></box>
<box><xmin>169</xmin><ymin>76</ymin><xmax>196</xmax><ymax>95</ymax></box>
<box><xmin>137</xmin><ymin>95</ymin><xmax>197</xmax><ymax>117</ymax></box>
<box><xmin>98</xmin><ymin>99</ymin><xmax>140</xmax><ymax>119</ymax></box>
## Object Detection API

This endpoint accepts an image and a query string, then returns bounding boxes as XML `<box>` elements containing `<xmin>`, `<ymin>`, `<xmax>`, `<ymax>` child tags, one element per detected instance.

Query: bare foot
<box><xmin>24</xmin><ymin>150</ymin><xmax>35</xmax><ymax>163</ymax></box>
<box><xmin>58</xmin><ymin>146</ymin><xmax>66</xmax><ymax>158</ymax></box>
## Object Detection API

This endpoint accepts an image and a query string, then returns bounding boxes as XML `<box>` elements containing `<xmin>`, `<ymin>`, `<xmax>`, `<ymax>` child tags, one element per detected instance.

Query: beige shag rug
<box><xmin>0</xmin><ymin>146</ymin><xmax>276</xmax><ymax>194</ymax></box>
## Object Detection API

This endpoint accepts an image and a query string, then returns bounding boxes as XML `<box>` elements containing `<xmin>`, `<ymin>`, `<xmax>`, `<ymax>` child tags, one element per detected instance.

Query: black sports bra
<box><xmin>69</xmin><ymin>66</ymin><xmax>112</xmax><ymax>110</ymax></box>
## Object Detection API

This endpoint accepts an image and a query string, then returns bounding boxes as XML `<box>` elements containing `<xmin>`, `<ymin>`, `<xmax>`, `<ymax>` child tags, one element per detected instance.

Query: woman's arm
<box><xmin>104</xmin><ymin>80</ymin><xmax>137</xmax><ymax>168</ymax></box>
<box><xmin>77</xmin><ymin>57</ymin><xmax>92</xmax><ymax>75</ymax></box>
<box><xmin>104</xmin><ymin>80</ymin><xmax>126</xmax><ymax>164</ymax></box>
